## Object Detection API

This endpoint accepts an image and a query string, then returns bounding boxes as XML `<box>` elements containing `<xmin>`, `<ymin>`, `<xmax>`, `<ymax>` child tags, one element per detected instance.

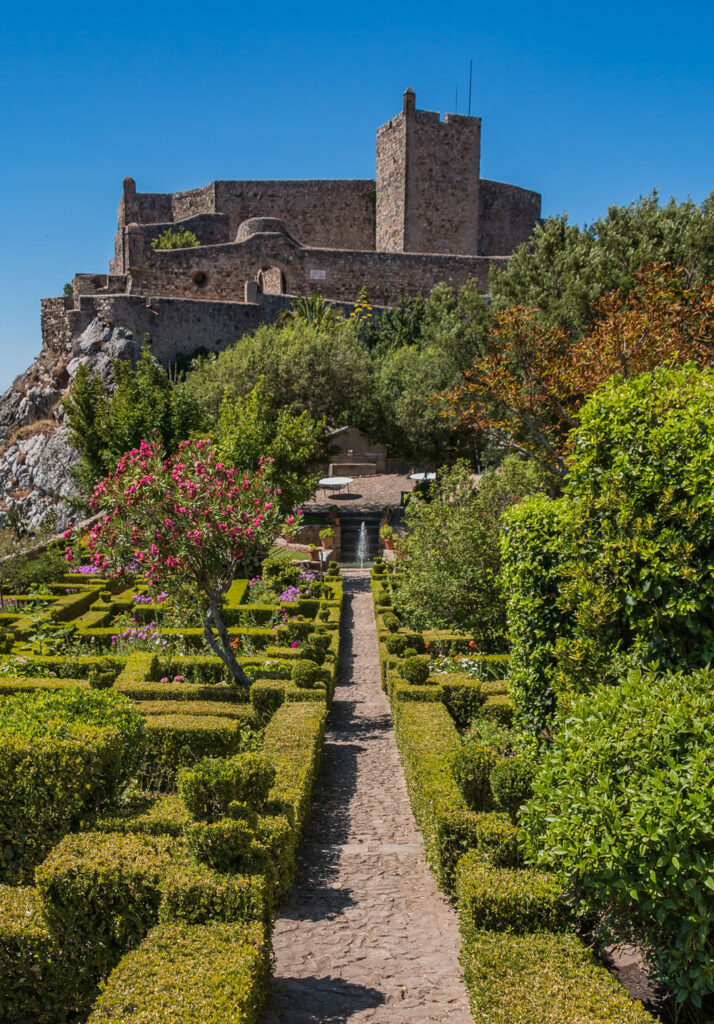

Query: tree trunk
<box><xmin>202</xmin><ymin>599</ymin><xmax>250</xmax><ymax>686</ymax></box>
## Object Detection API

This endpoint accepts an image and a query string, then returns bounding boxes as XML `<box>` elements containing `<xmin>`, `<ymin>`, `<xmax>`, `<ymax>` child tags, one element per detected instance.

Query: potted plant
<box><xmin>380</xmin><ymin>524</ymin><xmax>395</xmax><ymax>550</ymax></box>
<box><xmin>308</xmin><ymin>544</ymin><xmax>320</xmax><ymax>562</ymax></box>
<box><xmin>328</xmin><ymin>504</ymin><xmax>340</xmax><ymax>524</ymax></box>
<box><xmin>319</xmin><ymin>528</ymin><xmax>334</xmax><ymax>550</ymax></box>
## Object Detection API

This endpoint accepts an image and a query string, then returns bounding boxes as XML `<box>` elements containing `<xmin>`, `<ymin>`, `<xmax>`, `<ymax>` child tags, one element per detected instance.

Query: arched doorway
<box><xmin>256</xmin><ymin>266</ymin><xmax>286</xmax><ymax>295</ymax></box>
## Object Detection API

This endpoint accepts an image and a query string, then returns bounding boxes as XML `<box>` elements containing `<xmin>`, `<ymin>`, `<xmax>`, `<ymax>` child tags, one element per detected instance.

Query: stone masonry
<box><xmin>35</xmin><ymin>89</ymin><xmax>541</xmax><ymax>371</ymax></box>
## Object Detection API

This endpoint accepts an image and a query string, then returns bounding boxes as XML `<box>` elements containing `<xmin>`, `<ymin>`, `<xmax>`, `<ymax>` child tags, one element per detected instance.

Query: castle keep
<box><xmin>41</xmin><ymin>90</ymin><xmax>541</xmax><ymax>366</ymax></box>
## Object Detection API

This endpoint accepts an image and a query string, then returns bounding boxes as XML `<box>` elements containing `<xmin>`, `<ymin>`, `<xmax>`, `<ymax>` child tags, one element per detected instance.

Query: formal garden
<box><xmin>2</xmin><ymin>193</ymin><xmax>714</xmax><ymax>1022</ymax></box>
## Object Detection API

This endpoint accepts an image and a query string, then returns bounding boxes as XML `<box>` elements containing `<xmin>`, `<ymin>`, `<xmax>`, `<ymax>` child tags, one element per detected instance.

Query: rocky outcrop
<box><xmin>0</xmin><ymin>317</ymin><xmax>142</xmax><ymax>531</ymax></box>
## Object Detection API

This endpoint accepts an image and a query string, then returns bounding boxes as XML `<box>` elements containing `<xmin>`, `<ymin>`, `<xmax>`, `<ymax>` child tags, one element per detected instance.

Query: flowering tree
<box><xmin>72</xmin><ymin>439</ymin><xmax>295</xmax><ymax>685</ymax></box>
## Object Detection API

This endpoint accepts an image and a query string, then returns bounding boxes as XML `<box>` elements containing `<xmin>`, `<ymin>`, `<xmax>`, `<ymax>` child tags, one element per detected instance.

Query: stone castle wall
<box><xmin>100</xmin><ymin>225</ymin><xmax>504</xmax><ymax>307</ymax></box>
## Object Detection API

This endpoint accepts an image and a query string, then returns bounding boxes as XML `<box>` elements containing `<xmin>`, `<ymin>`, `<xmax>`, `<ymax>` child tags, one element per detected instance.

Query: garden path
<box><xmin>262</xmin><ymin>570</ymin><xmax>471</xmax><ymax>1023</ymax></box>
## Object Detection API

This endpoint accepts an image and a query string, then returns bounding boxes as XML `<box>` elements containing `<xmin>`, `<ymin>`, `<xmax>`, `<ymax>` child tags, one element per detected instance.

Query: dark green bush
<box><xmin>460</xmin><ymin>929</ymin><xmax>653</xmax><ymax>1024</ymax></box>
<box><xmin>35</xmin><ymin>832</ymin><xmax>174</xmax><ymax>990</ymax></box>
<box><xmin>291</xmin><ymin>659</ymin><xmax>320</xmax><ymax>689</ymax></box>
<box><xmin>441</xmin><ymin>681</ymin><xmax>483</xmax><ymax>728</ymax></box>
<box><xmin>0</xmin><ymin>547</ymin><xmax>67</xmax><ymax>593</ymax></box>
<box><xmin>452</xmin><ymin>742</ymin><xmax>498</xmax><ymax>810</ymax></box>
<box><xmin>0</xmin><ymin>689</ymin><xmax>143</xmax><ymax>882</ymax></box>
<box><xmin>86</xmin><ymin>921</ymin><xmax>270</xmax><ymax>1024</ymax></box>
<box><xmin>502</xmin><ymin>366</ymin><xmax>714</xmax><ymax>732</ymax></box>
<box><xmin>178</xmin><ymin>752</ymin><xmax>276</xmax><ymax>821</ymax></box>
<box><xmin>382</xmin><ymin>612</ymin><xmax>400</xmax><ymax>633</ymax></box>
<box><xmin>186</xmin><ymin>818</ymin><xmax>256</xmax><ymax>871</ymax></box>
<box><xmin>490</xmin><ymin>756</ymin><xmax>535</xmax><ymax>820</ymax></box>
<box><xmin>300</xmin><ymin>638</ymin><xmax>326</xmax><ymax>666</ymax></box>
<box><xmin>385</xmin><ymin>634</ymin><xmax>409</xmax><ymax>655</ymax></box>
<box><xmin>249</xmin><ymin>680</ymin><xmax>285</xmax><ymax>722</ymax></box>
<box><xmin>521</xmin><ymin>667</ymin><xmax>714</xmax><ymax>1008</ymax></box>
<box><xmin>262</xmin><ymin>553</ymin><xmax>301</xmax><ymax>593</ymax></box>
<box><xmin>0</xmin><ymin>885</ymin><xmax>74</xmax><ymax>1024</ymax></box>
<box><xmin>402</xmin><ymin>656</ymin><xmax>429</xmax><ymax>685</ymax></box>
<box><xmin>395</xmin><ymin>458</ymin><xmax>547</xmax><ymax>647</ymax></box>
<box><xmin>456</xmin><ymin>852</ymin><xmax>570</xmax><ymax>937</ymax></box>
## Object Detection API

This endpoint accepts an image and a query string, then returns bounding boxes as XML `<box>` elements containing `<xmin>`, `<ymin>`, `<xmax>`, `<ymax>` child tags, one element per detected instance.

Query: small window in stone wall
<box><xmin>193</xmin><ymin>271</ymin><xmax>208</xmax><ymax>288</ymax></box>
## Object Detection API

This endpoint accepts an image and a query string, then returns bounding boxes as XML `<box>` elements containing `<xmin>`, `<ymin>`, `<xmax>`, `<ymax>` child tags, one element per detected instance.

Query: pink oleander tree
<box><xmin>71</xmin><ymin>438</ymin><xmax>297</xmax><ymax>686</ymax></box>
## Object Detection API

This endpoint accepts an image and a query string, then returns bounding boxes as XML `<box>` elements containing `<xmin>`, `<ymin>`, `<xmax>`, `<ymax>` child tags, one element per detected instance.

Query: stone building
<box><xmin>41</xmin><ymin>89</ymin><xmax>541</xmax><ymax>368</ymax></box>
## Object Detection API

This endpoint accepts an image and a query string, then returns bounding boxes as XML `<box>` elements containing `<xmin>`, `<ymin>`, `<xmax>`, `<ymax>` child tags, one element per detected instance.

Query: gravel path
<box><xmin>262</xmin><ymin>570</ymin><xmax>471</xmax><ymax>1024</ymax></box>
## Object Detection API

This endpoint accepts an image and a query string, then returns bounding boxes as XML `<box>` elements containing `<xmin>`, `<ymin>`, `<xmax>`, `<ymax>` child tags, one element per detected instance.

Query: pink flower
<box><xmin>291</xmin><ymin>641</ymin><xmax>299</xmax><ymax>648</ymax></box>
<box><xmin>173</xmin><ymin>675</ymin><xmax>185</xmax><ymax>682</ymax></box>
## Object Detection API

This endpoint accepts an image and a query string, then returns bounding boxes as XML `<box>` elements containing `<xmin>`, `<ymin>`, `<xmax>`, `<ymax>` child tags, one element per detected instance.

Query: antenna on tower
<box><xmin>468</xmin><ymin>58</ymin><xmax>473</xmax><ymax>115</ymax></box>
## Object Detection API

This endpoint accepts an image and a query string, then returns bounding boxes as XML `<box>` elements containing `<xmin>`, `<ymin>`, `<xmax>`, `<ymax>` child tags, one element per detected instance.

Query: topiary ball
<box><xmin>292</xmin><ymin>659</ymin><xmax>320</xmax><ymax>689</ymax></box>
<box><xmin>402</xmin><ymin>656</ymin><xmax>429</xmax><ymax>686</ymax></box>
<box><xmin>452</xmin><ymin>741</ymin><xmax>499</xmax><ymax>810</ymax></box>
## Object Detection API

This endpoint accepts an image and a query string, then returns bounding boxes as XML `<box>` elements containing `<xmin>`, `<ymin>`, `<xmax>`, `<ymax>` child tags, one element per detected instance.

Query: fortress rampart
<box><xmin>42</xmin><ymin>90</ymin><xmax>541</xmax><ymax>369</ymax></box>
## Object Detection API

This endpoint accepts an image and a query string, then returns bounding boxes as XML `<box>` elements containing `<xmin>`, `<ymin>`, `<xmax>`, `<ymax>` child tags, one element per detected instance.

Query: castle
<box><xmin>41</xmin><ymin>90</ymin><xmax>541</xmax><ymax>367</ymax></box>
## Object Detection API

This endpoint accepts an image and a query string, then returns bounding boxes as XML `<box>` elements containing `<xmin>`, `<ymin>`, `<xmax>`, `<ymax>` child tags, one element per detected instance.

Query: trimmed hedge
<box><xmin>0</xmin><ymin>885</ymin><xmax>73</xmax><ymax>1024</ymax></box>
<box><xmin>455</xmin><ymin>853</ymin><xmax>570</xmax><ymax>937</ymax></box>
<box><xmin>391</xmin><ymin>701</ymin><xmax>521</xmax><ymax>890</ymax></box>
<box><xmin>0</xmin><ymin>688</ymin><xmax>144</xmax><ymax>882</ymax></box>
<box><xmin>138</xmin><ymin>714</ymin><xmax>257</xmax><ymax>791</ymax></box>
<box><xmin>86</xmin><ymin>921</ymin><xmax>270</xmax><ymax>1024</ymax></box>
<box><xmin>460</xmin><ymin>930</ymin><xmax>653</xmax><ymax>1024</ymax></box>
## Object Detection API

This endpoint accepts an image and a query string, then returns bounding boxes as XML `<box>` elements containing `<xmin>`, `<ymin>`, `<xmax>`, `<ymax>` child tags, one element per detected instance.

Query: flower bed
<box><xmin>0</xmin><ymin>556</ymin><xmax>341</xmax><ymax>1022</ymax></box>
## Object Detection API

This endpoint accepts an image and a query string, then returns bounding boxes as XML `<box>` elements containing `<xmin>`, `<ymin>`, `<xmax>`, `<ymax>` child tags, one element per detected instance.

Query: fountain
<box><xmin>356</xmin><ymin>521</ymin><xmax>369</xmax><ymax>568</ymax></box>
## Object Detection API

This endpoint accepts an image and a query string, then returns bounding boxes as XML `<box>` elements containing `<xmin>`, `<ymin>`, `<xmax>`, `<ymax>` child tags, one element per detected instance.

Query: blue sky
<box><xmin>1</xmin><ymin>0</ymin><xmax>712</xmax><ymax>389</ymax></box>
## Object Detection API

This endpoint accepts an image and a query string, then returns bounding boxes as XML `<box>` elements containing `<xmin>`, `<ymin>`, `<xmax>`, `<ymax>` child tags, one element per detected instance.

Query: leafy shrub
<box><xmin>262</xmin><ymin>553</ymin><xmax>301</xmax><ymax>593</ymax></box>
<box><xmin>249</xmin><ymin>680</ymin><xmax>285</xmax><ymax>722</ymax></box>
<box><xmin>291</xmin><ymin>659</ymin><xmax>320</xmax><ymax>689</ymax></box>
<box><xmin>460</xmin><ymin>929</ymin><xmax>653</xmax><ymax>1024</ymax></box>
<box><xmin>441</xmin><ymin>681</ymin><xmax>483</xmax><ymax>728</ymax></box>
<box><xmin>452</xmin><ymin>741</ymin><xmax>498</xmax><ymax>810</ymax></box>
<box><xmin>186</xmin><ymin>817</ymin><xmax>256</xmax><ymax>871</ymax></box>
<box><xmin>385</xmin><ymin>634</ymin><xmax>409</xmax><ymax>655</ymax></box>
<box><xmin>382</xmin><ymin>612</ymin><xmax>400</xmax><ymax>633</ymax></box>
<box><xmin>503</xmin><ymin>366</ymin><xmax>714</xmax><ymax>731</ymax></box>
<box><xmin>0</xmin><ymin>547</ymin><xmax>67</xmax><ymax>593</ymax></box>
<box><xmin>64</xmin><ymin>349</ymin><xmax>203</xmax><ymax>490</ymax></box>
<box><xmin>87</xmin><ymin>921</ymin><xmax>270</xmax><ymax>1024</ymax></box>
<box><xmin>500</xmin><ymin>494</ymin><xmax>568</xmax><ymax>735</ymax></box>
<box><xmin>402</xmin><ymin>656</ymin><xmax>429</xmax><ymax>685</ymax></box>
<box><xmin>300</xmin><ymin>638</ymin><xmax>326</xmax><ymax>666</ymax></box>
<box><xmin>490</xmin><ymin>756</ymin><xmax>536</xmax><ymax>820</ymax></box>
<box><xmin>36</xmin><ymin>832</ymin><xmax>174</xmax><ymax>998</ymax></box>
<box><xmin>456</xmin><ymin>852</ymin><xmax>569</xmax><ymax>936</ymax></box>
<box><xmin>0</xmin><ymin>689</ymin><xmax>144</xmax><ymax>882</ymax></box>
<box><xmin>395</xmin><ymin>458</ymin><xmax>547</xmax><ymax>648</ymax></box>
<box><xmin>0</xmin><ymin>885</ymin><xmax>75</xmax><ymax>1024</ymax></box>
<box><xmin>150</xmin><ymin>227</ymin><xmax>201</xmax><ymax>249</ymax></box>
<box><xmin>521</xmin><ymin>667</ymin><xmax>714</xmax><ymax>1008</ymax></box>
<box><xmin>178</xmin><ymin>752</ymin><xmax>276</xmax><ymax>821</ymax></box>
<box><xmin>138</xmin><ymin>715</ymin><xmax>257</xmax><ymax>791</ymax></box>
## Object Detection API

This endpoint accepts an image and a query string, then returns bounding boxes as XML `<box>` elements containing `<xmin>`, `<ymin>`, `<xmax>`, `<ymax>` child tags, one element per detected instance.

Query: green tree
<box><xmin>394</xmin><ymin>457</ymin><xmax>548</xmax><ymax>648</ymax></box>
<box><xmin>501</xmin><ymin>364</ymin><xmax>714</xmax><ymax>733</ymax></box>
<box><xmin>213</xmin><ymin>382</ymin><xmax>325</xmax><ymax>510</ymax></box>
<box><xmin>185</xmin><ymin>318</ymin><xmax>375</xmax><ymax>429</ymax></box>
<box><xmin>491</xmin><ymin>191</ymin><xmax>714</xmax><ymax>335</ymax></box>
<box><xmin>65</xmin><ymin>349</ymin><xmax>203</xmax><ymax>491</ymax></box>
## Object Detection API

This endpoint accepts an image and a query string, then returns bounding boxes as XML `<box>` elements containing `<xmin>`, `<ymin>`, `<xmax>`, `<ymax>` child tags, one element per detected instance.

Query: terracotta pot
<box><xmin>384</xmin><ymin>538</ymin><xmax>395</xmax><ymax>551</ymax></box>
<box><xmin>308</xmin><ymin>549</ymin><xmax>319</xmax><ymax>562</ymax></box>
<box><xmin>321</xmin><ymin>538</ymin><xmax>333</xmax><ymax>550</ymax></box>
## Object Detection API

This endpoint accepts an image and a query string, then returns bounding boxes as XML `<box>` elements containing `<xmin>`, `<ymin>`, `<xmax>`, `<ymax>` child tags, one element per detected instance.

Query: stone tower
<box><xmin>376</xmin><ymin>88</ymin><xmax>482</xmax><ymax>255</ymax></box>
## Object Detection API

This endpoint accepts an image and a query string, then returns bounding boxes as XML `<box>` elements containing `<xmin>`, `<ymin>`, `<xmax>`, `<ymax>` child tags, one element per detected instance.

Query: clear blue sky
<box><xmin>1</xmin><ymin>0</ymin><xmax>712</xmax><ymax>390</ymax></box>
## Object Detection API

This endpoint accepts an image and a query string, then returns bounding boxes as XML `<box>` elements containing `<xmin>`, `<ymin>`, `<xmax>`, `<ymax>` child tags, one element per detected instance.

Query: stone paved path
<box><xmin>262</xmin><ymin>570</ymin><xmax>471</xmax><ymax>1024</ymax></box>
